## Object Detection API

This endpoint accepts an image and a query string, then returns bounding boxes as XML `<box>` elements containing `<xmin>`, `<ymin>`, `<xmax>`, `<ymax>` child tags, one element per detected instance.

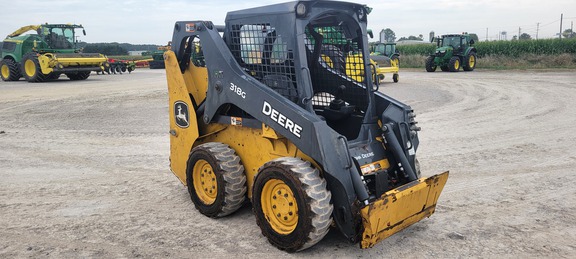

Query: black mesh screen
<box><xmin>228</xmin><ymin>24</ymin><xmax>298</xmax><ymax>102</ymax></box>
<box><xmin>305</xmin><ymin>25</ymin><xmax>369</xmax><ymax>111</ymax></box>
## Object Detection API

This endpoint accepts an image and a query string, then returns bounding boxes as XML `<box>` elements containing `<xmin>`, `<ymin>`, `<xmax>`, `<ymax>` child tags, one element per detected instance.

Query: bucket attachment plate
<box><xmin>360</xmin><ymin>171</ymin><xmax>449</xmax><ymax>248</ymax></box>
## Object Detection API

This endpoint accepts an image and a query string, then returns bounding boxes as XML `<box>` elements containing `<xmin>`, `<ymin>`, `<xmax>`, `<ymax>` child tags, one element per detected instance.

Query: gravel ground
<box><xmin>1</xmin><ymin>69</ymin><xmax>575</xmax><ymax>258</ymax></box>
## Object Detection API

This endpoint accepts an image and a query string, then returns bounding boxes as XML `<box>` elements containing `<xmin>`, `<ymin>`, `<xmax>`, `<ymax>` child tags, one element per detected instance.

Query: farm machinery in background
<box><xmin>143</xmin><ymin>42</ymin><xmax>171</xmax><ymax>69</ymax></box>
<box><xmin>101</xmin><ymin>42</ymin><xmax>172</xmax><ymax>74</ymax></box>
<box><xmin>370</xmin><ymin>41</ymin><xmax>400</xmax><ymax>83</ymax></box>
<box><xmin>0</xmin><ymin>23</ymin><xmax>108</xmax><ymax>82</ymax></box>
<box><xmin>100</xmin><ymin>58</ymin><xmax>136</xmax><ymax>74</ymax></box>
<box><xmin>425</xmin><ymin>33</ymin><xmax>477</xmax><ymax>72</ymax></box>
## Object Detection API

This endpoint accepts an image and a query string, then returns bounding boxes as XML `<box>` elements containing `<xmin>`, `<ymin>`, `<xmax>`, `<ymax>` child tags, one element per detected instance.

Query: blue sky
<box><xmin>0</xmin><ymin>0</ymin><xmax>574</xmax><ymax>44</ymax></box>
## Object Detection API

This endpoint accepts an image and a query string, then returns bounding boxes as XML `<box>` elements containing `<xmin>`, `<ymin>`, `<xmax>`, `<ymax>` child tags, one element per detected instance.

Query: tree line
<box><xmin>78</xmin><ymin>42</ymin><xmax>161</xmax><ymax>55</ymax></box>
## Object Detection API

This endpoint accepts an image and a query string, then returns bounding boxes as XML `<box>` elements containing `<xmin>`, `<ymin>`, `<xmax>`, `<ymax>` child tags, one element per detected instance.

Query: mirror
<box><xmin>367</xmin><ymin>29</ymin><xmax>373</xmax><ymax>39</ymax></box>
<box><xmin>470</xmin><ymin>39</ymin><xmax>475</xmax><ymax>45</ymax></box>
<box><xmin>82</xmin><ymin>29</ymin><xmax>86</xmax><ymax>36</ymax></box>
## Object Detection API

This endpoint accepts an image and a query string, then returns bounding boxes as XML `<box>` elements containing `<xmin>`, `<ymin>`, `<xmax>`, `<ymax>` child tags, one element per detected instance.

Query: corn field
<box><xmin>397</xmin><ymin>38</ymin><xmax>576</xmax><ymax>57</ymax></box>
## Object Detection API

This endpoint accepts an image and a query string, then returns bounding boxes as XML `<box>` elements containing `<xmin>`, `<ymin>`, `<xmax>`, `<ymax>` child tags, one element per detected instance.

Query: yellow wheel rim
<box><xmin>469</xmin><ymin>55</ymin><xmax>475</xmax><ymax>67</ymax></box>
<box><xmin>1</xmin><ymin>64</ymin><xmax>9</xmax><ymax>79</ymax></box>
<box><xmin>454</xmin><ymin>59</ymin><xmax>460</xmax><ymax>69</ymax></box>
<box><xmin>261</xmin><ymin>179</ymin><xmax>298</xmax><ymax>234</ymax></box>
<box><xmin>192</xmin><ymin>159</ymin><xmax>218</xmax><ymax>205</ymax></box>
<box><xmin>24</xmin><ymin>59</ymin><xmax>37</xmax><ymax>77</ymax></box>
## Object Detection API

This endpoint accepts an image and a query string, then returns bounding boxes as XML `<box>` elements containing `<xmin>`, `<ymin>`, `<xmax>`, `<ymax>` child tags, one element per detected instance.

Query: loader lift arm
<box><xmin>7</xmin><ymin>25</ymin><xmax>41</xmax><ymax>38</ymax></box>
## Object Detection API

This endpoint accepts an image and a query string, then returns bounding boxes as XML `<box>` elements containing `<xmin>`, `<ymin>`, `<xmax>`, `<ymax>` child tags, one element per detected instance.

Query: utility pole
<box><xmin>486</xmin><ymin>28</ymin><xmax>488</xmax><ymax>41</ymax></box>
<box><xmin>559</xmin><ymin>13</ymin><xmax>563</xmax><ymax>39</ymax></box>
<box><xmin>518</xmin><ymin>27</ymin><xmax>521</xmax><ymax>39</ymax></box>
<box><xmin>536</xmin><ymin>23</ymin><xmax>540</xmax><ymax>39</ymax></box>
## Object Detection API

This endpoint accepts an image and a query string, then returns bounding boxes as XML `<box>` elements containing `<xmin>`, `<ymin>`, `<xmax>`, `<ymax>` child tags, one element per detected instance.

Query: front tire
<box><xmin>0</xmin><ymin>59</ymin><xmax>21</xmax><ymax>81</ymax></box>
<box><xmin>425</xmin><ymin>55</ymin><xmax>436</xmax><ymax>72</ymax></box>
<box><xmin>463</xmin><ymin>53</ymin><xmax>477</xmax><ymax>71</ymax></box>
<box><xmin>187</xmin><ymin>142</ymin><xmax>246</xmax><ymax>218</ymax></box>
<box><xmin>393</xmin><ymin>73</ymin><xmax>399</xmax><ymax>83</ymax></box>
<box><xmin>21</xmin><ymin>53</ymin><xmax>46</xmax><ymax>82</ymax></box>
<box><xmin>449</xmin><ymin>56</ymin><xmax>460</xmax><ymax>72</ymax></box>
<box><xmin>252</xmin><ymin>157</ymin><xmax>333</xmax><ymax>252</ymax></box>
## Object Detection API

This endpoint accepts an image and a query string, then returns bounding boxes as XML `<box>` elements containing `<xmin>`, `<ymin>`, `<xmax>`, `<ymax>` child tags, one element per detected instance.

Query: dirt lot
<box><xmin>1</xmin><ymin>69</ymin><xmax>575</xmax><ymax>258</ymax></box>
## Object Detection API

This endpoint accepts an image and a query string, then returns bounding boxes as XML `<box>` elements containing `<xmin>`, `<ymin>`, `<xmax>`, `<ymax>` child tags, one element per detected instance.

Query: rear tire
<box><xmin>66</xmin><ymin>71</ymin><xmax>91</xmax><ymax>80</ymax></box>
<box><xmin>252</xmin><ymin>157</ymin><xmax>333</xmax><ymax>252</ymax></box>
<box><xmin>187</xmin><ymin>142</ymin><xmax>247</xmax><ymax>218</ymax></box>
<box><xmin>425</xmin><ymin>55</ymin><xmax>436</xmax><ymax>72</ymax></box>
<box><xmin>449</xmin><ymin>56</ymin><xmax>460</xmax><ymax>72</ymax></box>
<box><xmin>21</xmin><ymin>53</ymin><xmax>46</xmax><ymax>82</ymax></box>
<box><xmin>463</xmin><ymin>53</ymin><xmax>476</xmax><ymax>71</ymax></box>
<box><xmin>0</xmin><ymin>59</ymin><xmax>21</xmax><ymax>81</ymax></box>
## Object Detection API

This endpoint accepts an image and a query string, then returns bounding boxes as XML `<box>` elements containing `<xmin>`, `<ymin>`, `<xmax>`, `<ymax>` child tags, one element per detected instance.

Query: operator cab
<box><xmin>304</xmin><ymin>15</ymin><xmax>371</xmax><ymax>140</ymax></box>
<box><xmin>39</xmin><ymin>24</ymin><xmax>84</xmax><ymax>50</ymax></box>
<box><xmin>223</xmin><ymin>2</ymin><xmax>375</xmax><ymax>141</ymax></box>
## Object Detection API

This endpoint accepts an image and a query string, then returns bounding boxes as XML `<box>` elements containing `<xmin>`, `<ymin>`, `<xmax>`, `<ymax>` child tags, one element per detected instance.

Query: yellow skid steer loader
<box><xmin>164</xmin><ymin>1</ymin><xmax>448</xmax><ymax>252</ymax></box>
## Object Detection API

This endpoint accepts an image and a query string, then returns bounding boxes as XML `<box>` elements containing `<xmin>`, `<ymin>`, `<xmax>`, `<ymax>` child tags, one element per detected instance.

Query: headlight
<box><xmin>357</xmin><ymin>8</ymin><xmax>365</xmax><ymax>20</ymax></box>
<box><xmin>440</xmin><ymin>50</ymin><xmax>446</xmax><ymax>53</ymax></box>
<box><xmin>296</xmin><ymin>2</ymin><xmax>307</xmax><ymax>17</ymax></box>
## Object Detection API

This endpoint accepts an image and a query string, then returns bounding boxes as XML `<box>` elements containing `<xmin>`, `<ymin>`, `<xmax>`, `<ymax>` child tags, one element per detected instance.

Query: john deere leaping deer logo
<box><xmin>174</xmin><ymin>101</ymin><xmax>189</xmax><ymax>128</ymax></box>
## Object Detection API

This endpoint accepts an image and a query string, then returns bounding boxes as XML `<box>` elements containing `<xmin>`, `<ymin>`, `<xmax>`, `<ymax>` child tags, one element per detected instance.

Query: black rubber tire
<box><xmin>463</xmin><ymin>52</ymin><xmax>477</xmax><ymax>71</ymax></box>
<box><xmin>21</xmin><ymin>53</ymin><xmax>46</xmax><ymax>82</ymax></box>
<box><xmin>425</xmin><ymin>55</ymin><xmax>436</xmax><ymax>72</ymax></box>
<box><xmin>46</xmin><ymin>73</ymin><xmax>61</xmax><ymax>80</ymax></box>
<box><xmin>393</xmin><ymin>73</ymin><xmax>399</xmax><ymax>83</ymax></box>
<box><xmin>440</xmin><ymin>65</ymin><xmax>449</xmax><ymax>72</ymax></box>
<box><xmin>187</xmin><ymin>142</ymin><xmax>246</xmax><ymax>218</ymax></box>
<box><xmin>0</xmin><ymin>58</ymin><xmax>21</xmax><ymax>81</ymax></box>
<box><xmin>449</xmin><ymin>56</ymin><xmax>460</xmax><ymax>72</ymax></box>
<box><xmin>66</xmin><ymin>71</ymin><xmax>91</xmax><ymax>81</ymax></box>
<box><xmin>252</xmin><ymin>157</ymin><xmax>333</xmax><ymax>252</ymax></box>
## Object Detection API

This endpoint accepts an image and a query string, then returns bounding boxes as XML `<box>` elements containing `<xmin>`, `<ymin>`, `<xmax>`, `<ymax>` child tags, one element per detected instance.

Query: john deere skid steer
<box><xmin>165</xmin><ymin>1</ymin><xmax>448</xmax><ymax>252</ymax></box>
<box><xmin>0</xmin><ymin>23</ymin><xmax>108</xmax><ymax>82</ymax></box>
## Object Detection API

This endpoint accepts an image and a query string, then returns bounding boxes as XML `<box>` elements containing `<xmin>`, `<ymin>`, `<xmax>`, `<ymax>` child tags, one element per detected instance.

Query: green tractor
<box><xmin>425</xmin><ymin>33</ymin><xmax>476</xmax><ymax>72</ymax></box>
<box><xmin>0</xmin><ymin>23</ymin><xmax>108</xmax><ymax>82</ymax></box>
<box><xmin>370</xmin><ymin>42</ymin><xmax>400</xmax><ymax>82</ymax></box>
<box><xmin>371</xmin><ymin>42</ymin><xmax>399</xmax><ymax>63</ymax></box>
